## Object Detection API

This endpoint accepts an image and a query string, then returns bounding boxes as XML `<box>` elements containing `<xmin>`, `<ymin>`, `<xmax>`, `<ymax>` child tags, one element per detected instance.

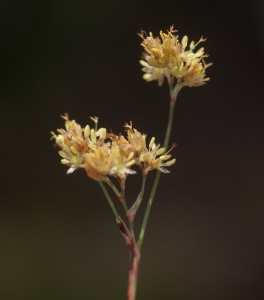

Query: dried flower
<box><xmin>107</xmin><ymin>122</ymin><xmax>146</xmax><ymax>163</ymax></box>
<box><xmin>51</xmin><ymin>114</ymin><xmax>106</xmax><ymax>174</ymax></box>
<box><xmin>51</xmin><ymin>115</ymin><xmax>137</xmax><ymax>183</ymax></box>
<box><xmin>139</xmin><ymin>138</ymin><xmax>177</xmax><ymax>175</ymax></box>
<box><xmin>51</xmin><ymin>114</ymin><xmax>89</xmax><ymax>174</ymax></box>
<box><xmin>139</xmin><ymin>25</ymin><xmax>212</xmax><ymax>88</ymax></box>
<box><xmin>82</xmin><ymin>143</ymin><xmax>112</xmax><ymax>181</ymax></box>
<box><xmin>108</xmin><ymin>144</ymin><xmax>136</xmax><ymax>180</ymax></box>
<box><xmin>108</xmin><ymin>122</ymin><xmax>176</xmax><ymax>175</ymax></box>
<box><xmin>139</xmin><ymin>60</ymin><xmax>170</xmax><ymax>86</ymax></box>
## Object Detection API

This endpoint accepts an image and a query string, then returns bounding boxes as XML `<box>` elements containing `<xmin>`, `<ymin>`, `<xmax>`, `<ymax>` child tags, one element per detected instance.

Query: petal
<box><xmin>67</xmin><ymin>166</ymin><xmax>76</xmax><ymax>174</ymax></box>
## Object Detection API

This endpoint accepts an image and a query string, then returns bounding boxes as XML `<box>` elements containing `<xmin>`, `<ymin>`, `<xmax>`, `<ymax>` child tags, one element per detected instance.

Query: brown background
<box><xmin>1</xmin><ymin>0</ymin><xmax>264</xmax><ymax>299</ymax></box>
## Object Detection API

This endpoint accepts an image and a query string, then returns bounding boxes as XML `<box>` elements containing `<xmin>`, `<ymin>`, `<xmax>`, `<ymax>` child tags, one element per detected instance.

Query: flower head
<box><xmin>51</xmin><ymin>115</ymin><xmax>137</xmax><ymax>183</ymax></box>
<box><xmin>108</xmin><ymin>143</ymin><xmax>136</xmax><ymax>180</ymax></box>
<box><xmin>139</xmin><ymin>138</ymin><xmax>177</xmax><ymax>175</ymax></box>
<box><xmin>139</xmin><ymin>25</ymin><xmax>212</xmax><ymax>88</ymax></box>
<box><xmin>51</xmin><ymin>114</ymin><xmax>106</xmax><ymax>174</ymax></box>
<box><xmin>52</xmin><ymin>117</ymin><xmax>176</xmax><ymax>181</ymax></box>
<box><xmin>107</xmin><ymin>122</ymin><xmax>146</xmax><ymax>162</ymax></box>
<box><xmin>83</xmin><ymin>143</ymin><xmax>112</xmax><ymax>181</ymax></box>
<box><xmin>108</xmin><ymin>123</ymin><xmax>176</xmax><ymax>175</ymax></box>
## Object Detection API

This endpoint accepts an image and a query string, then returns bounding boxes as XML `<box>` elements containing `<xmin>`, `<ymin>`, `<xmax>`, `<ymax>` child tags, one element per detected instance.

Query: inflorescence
<box><xmin>51</xmin><ymin>114</ymin><xmax>176</xmax><ymax>184</ymax></box>
<box><xmin>139</xmin><ymin>25</ymin><xmax>212</xmax><ymax>98</ymax></box>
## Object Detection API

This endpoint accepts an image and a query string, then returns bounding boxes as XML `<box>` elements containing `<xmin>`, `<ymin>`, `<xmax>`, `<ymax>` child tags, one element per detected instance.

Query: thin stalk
<box><xmin>121</xmin><ymin>186</ymin><xmax>134</xmax><ymax>231</ymax></box>
<box><xmin>126</xmin><ymin>175</ymin><xmax>146</xmax><ymax>299</ymax></box>
<box><xmin>106</xmin><ymin>178</ymin><xmax>125</xmax><ymax>202</ymax></box>
<box><xmin>127</xmin><ymin>232</ymin><xmax>140</xmax><ymax>300</ymax></box>
<box><xmin>138</xmin><ymin>82</ymin><xmax>182</xmax><ymax>251</ymax></box>
<box><xmin>141</xmin><ymin>175</ymin><xmax>147</xmax><ymax>199</ymax></box>
<box><xmin>98</xmin><ymin>181</ymin><xmax>119</xmax><ymax>219</ymax></box>
<box><xmin>105</xmin><ymin>178</ymin><xmax>134</xmax><ymax>230</ymax></box>
<box><xmin>137</xmin><ymin>171</ymin><xmax>161</xmax><ymax>250</ymax></box>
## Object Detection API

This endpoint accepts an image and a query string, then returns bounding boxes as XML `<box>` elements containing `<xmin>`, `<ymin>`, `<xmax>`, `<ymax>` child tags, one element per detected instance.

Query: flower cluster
<box><xmin>139</xmin><ymin>25</ymin><xmax>212</xmax><ymax>88</ymax></box>
<box><xmin>108</xmin><ymin>122</ymin><xmax>176</xmax><ymax>176</ymax></box>
<box><xmin>51</xmin><ymin>115</ymin><xmax>176</xmax><ymax>183</ymax></box>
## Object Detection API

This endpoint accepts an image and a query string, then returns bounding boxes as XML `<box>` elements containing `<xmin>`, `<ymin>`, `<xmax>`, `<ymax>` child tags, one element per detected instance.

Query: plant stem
<box><xmin>128</xmin><ymin>80</ymin><xmax>183</xmax><ymax>299</ymax></box>
<box><xmin>121</xmin><ymin>186</ymin><xmax>134</xmax><ymax>231</ymax></box>
<box><xmin>106</xmin><ymin>179</ymin><xmax>134</xmax><ymax>230</ymax></box>
<box><xmin>106</xmin><ymin>178</ymin><xmax>124</xmax><ymax>201</ymax></box>
<box><xmin>141</xmin><ymin>175</ymin><xmax>147</xmax><ymax>199</ymax></box>
<box><xmin>127</xmin><ymin>232</ymin><xmax>140</xmax><ymax>300</ymax></box>
<box><xmin>98</xmin><ymin>181</ymin><xmax>119</xmax><ymax>219</ymax></box>
<box><xmin>137</xmin><ymin>82</ymin><xmax>182</xmax><ymax>251</ymax></box>
<box><xmin>137</xmin><ymin>171</ymin><xmax>160</xmax><ymax>250</ymax></box>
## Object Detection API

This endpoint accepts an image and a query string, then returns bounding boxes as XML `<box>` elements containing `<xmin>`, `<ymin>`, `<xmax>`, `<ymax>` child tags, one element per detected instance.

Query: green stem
<box><xmin>98</xmin><ymin>181</ymin><xmax>119</xmax><ymax>219</ymax></box>
<box><xmin>121</xmin><ymin>186</ymin><xmax>134</xmax><ymax>231</ymax></box>
<box><xmin>106</xmin><ymin>178</ymin><xmax>134</xmax><ymax>231</ymax></box>
<box><xmin>137</xmin><ymin>171</ymin><xmax>160</xmax><ymax>250</ymax></box>
<box><xmin>164</xmin><ymin>102</ymin><xmax>176</xmax><ymax>151</ymax></box>
<box><xmin>140</xmin><ymin>175</ymin><xmax>146</xmax><ymax>200</ymax></box>
<box><xmin>106</xmin><ymin>178</ymin><xmax>124</xmax><ymax>202</ymax></box>
<box><xmin>138</xmin><ymin>82</ymin><xmax>182</xmax><ymax>251</ymax></box>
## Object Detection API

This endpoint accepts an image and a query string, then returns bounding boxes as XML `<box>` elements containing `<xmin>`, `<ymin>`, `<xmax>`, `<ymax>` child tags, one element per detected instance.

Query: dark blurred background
<box><xmin>1</xmin><ymin>0</ymin><xmax>264</xmax><ymax>299</ymax></box>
